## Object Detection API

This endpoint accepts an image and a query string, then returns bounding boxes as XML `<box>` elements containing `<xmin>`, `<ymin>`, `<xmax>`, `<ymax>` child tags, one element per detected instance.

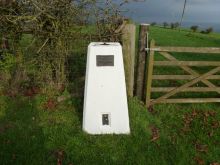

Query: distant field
<box><xmin>0</xmin><ymin>26</ymin><xmax>220</xmax><ymax>164</ymax></box>
<box><xmin>149</xmin><ymin>26</ymin><xmax>220</xmax><ymax>47</ymax></box>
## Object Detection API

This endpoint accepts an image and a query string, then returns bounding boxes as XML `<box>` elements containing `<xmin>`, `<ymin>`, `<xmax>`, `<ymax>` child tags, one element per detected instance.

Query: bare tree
<box><xmin>180</xmin><ymin>0</ymin><xmax>187</xmax><ymax>27</ymax></box>
<box><xmin>151</xmin><ymin>22</ymin><xmax>157</xmax><ymax>26</ymax></box>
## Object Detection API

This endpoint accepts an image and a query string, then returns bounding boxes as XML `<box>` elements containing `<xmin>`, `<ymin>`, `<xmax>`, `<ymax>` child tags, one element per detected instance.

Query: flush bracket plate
<box><xmin>102</xmin><ymin>114</ymin><xmax>110</xmax><ymax>126</ymax></box>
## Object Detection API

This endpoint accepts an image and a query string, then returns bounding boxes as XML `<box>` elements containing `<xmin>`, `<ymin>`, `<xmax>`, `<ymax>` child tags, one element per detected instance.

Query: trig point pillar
<box><xmin>83</xmin><ymin>42</ymin><xmax>130</xmax><ymax>134</ymax></box>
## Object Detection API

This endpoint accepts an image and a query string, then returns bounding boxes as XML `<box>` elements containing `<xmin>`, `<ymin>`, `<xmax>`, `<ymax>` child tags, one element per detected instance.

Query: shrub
<box><xmin>151</xmin><ymin>22</ymin><xmax>157</xmax><ymax>26</ymax></box>
<box><xmin>170</xmin><ymin>23</ymin><xmax>174</xmax><ymax>29</ymax></box>
<box><xmin>170</xmin><ymin>22</ymin><xmax>180</xmax><ymax>29</ymax></box>
<box><xmin>206</xmin><ymin>27</ymin><xmax>213</xmax><ymax>34</ymax></box>
<box><xmin>163</xmin><ymin>22</ymin><xmax>169</xmax><ymax>28</ymax></box>
<box><xmin>174</xmin><ymin>22</ymin><xmax>180</xmax><ymax>28</ymax></box>
<box><xmin>190</xmin><ymin>25</ymin><xmax>199</xmax><ymax>32</ymax></box>
<box><xmin>200</xmin><ymin>27</ymin><xmax>214</xmax><ymax>34</ymax></box>
<box><xmin>0</xmin><ymin>0</ymin><xmax>140</xmax><ymax>97</ymax></box>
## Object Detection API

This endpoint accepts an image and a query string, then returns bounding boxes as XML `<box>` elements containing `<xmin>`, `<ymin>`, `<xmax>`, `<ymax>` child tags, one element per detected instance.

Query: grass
<box><xmin>1</xmin><ymin>95</ymin><xmax>219</xmax><ymax>165</ymax></box>
<box><xmin>0</xmin><ymin>26</ymin><xmax>220</xmax><ymax>164</ymax></box>
<box><xmin>149</xmin><ymin>26</ymin><xmax>220</xmax><ymax>47</ymax></box>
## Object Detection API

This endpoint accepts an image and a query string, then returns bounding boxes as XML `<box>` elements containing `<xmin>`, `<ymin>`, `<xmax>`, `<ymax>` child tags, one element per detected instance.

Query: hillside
<box><xmin>149</xmin><ymin>26</ymin><xmax>220</xmax><ymax>47</ymax></box>
<box><xmin>0</xmin><ymin>26</ymin><xmax>220</xmax><ymax>165</ymax></box>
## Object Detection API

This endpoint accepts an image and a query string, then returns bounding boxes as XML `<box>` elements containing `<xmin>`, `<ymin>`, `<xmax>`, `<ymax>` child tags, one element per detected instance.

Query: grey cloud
<box><xmin>122</xmin><ymin>0</ymin><xmax>220</xmax><ymax>23</ymax></box>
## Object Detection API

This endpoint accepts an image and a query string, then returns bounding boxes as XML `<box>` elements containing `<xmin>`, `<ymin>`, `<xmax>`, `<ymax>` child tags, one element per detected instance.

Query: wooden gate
<box><xmin>145</xmin><ymin>40</ymin><xmax>220</xmax><ymax>107</ymax></box>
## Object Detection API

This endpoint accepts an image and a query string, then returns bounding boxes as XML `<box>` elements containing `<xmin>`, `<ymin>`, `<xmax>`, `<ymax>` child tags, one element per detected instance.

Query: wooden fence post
<box><xmin>136</xmin><ymin>24</ymin><xmax>150</xmax><ymax>100</ymax></box>
<box><xmin>122</xmin><ymin>23</ymin><xmax>136</xmax><ymax>97</ymax></box>
<box><xmin>145</xmin><ymin>40</ymin><xmax>155</xmax><ymax>107</ymax></box>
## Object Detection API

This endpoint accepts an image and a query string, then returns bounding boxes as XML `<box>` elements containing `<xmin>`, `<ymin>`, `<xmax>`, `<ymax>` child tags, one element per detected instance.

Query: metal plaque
<box><xmin>102</xmin><ymin>114</ymin><xmax>109</xmax><ymax>125</ymax></box>
<box><xmin>96</xmin><ymin>55</ymin><xmax>114</xmax><ymax>67</ymax></box>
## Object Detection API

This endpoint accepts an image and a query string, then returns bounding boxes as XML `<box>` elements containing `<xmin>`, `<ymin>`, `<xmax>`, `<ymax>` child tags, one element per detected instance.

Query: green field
<box><xmin>0</xmin><ymin>26</ymin><xmax>220</xmax><ymax>164</ymax></box>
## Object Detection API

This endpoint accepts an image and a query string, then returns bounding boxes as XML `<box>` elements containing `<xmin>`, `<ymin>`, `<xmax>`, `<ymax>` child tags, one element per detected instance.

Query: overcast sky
<box><xmin>123</xmin><ymin>0</ymin><xmax>220</xmax><ymax>24</ymax></box>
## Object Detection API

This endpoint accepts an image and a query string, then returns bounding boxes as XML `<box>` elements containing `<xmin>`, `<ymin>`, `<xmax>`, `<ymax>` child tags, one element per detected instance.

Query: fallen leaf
<box><xmin>57</xmin><ymin>83</ymin><xmax>65</xmax><ymax>93</ymax></box>
<box><xmin>148</xmin><ymin>106</ymin><xmax>155</xmax><ymax>114</ymax></box>
<box><xmin>56</xmin><ymin>150</ymin><xmax>64</xmax><ymax>165</ymax></box>
<box><xmin>182</xmin><ymin>113</ymin><xmax>194</xmax><ymax>132</ymax></box>
<box><xmin>192</xmin><ymin>110</ymin><xmax>198</xmax><ymax>117</ymax></box>
<box><xmin>195</xmin><ymin>143</ymin><xmax>208</xmax><ymax>153</ymax></box>
<box><xmin>12</xmin><ymin>154</ymin><xmax>16</xmax><ymax>160</ymax></box>
<box><xmin>208</xmin><ymin>130</ymin><xmax>214</xmax><ymax>137</ymax></box>
<box><xmin>44</xmin><ymin>98</ymin><xmax>57</xmax><ymax>110</ymax></box>
<box><xmin>204</xmin><ymin>112</ymin><xmax>210</xmax><ymax>118</ymax></box>
<box><xmin>183</xmin><ymin>114</ymin><xmax>193</xmax><ymax>125</ymax></box>
<box><xmin>181</xmin><ymin>126</ymin><xmax>191</xmax><ymax>133</ymax></box>
<box><xmin>31</xmin><ymin>86</ymin><xmax>40</xmax><ymax>95</ymax></box>
<box><xmin>210</xmin><ymin>163</ymin><xmax>220</xmax><ymax>165</ymax></box>
<box><xmin>5</xmin><ymin>140</ymin><xmax>11</xmax><ymax>144</ymax></box>
<box><xmin>194</xmin><ymin>156</ymin><xmax>205</xmax><ymax>165</ymax></box>
<box><xmin>57</xmin><ymin>158</ymin><xmax>62</xmax><ymax>165</ymax></box>
<box><xmin>24</xmin><ymin>88</ymin><xmax>34</xmax><ymax>97</ymax></box>
<box><xmin>57</xmin><ymin>95</ymin><xmax>71</xmax><ymax>103</ymax></box>
<box><xmin>23</xmin><ymin>87</ymin><xmax>40</xmax><ymax>97</ymax></box>
<box><xmin>0</xmin><ymin>127</ymin><xmax>5</xmax><ymax>134</ymax></box>
<box><xmin>208</xmin><ymin>111</ymin><xmax>217</xmax><ymax>117</ymax></box>
<box><xmin>0</xmin><ymin>123</ymin><xmax>14</xmax><ymax>134</ymax></box>
<box><xmin>211</xmin><ymin>121</ymin><xmax>219</xmax><ymax>129</ymax></box>
<box><xmin>5</xmin><ymin>90</ymin><xmax>17</xmax><ymax>97</ymax></box>
<box><xmin>150</xmin><ymin>125</ymin><xmax>160</xmax><ymax>142</ymax></box>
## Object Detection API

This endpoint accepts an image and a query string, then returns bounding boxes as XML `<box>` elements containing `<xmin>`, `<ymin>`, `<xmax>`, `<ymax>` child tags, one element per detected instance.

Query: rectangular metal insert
<box><xmin>96</xmin><ymin>55</ymin><xmax>114</xmax><ymax>67</ymax></box>
<box><xmin>102</xmin><ymin>114</ymin><xmax>110</xmax><ymax>125</ymax></box>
